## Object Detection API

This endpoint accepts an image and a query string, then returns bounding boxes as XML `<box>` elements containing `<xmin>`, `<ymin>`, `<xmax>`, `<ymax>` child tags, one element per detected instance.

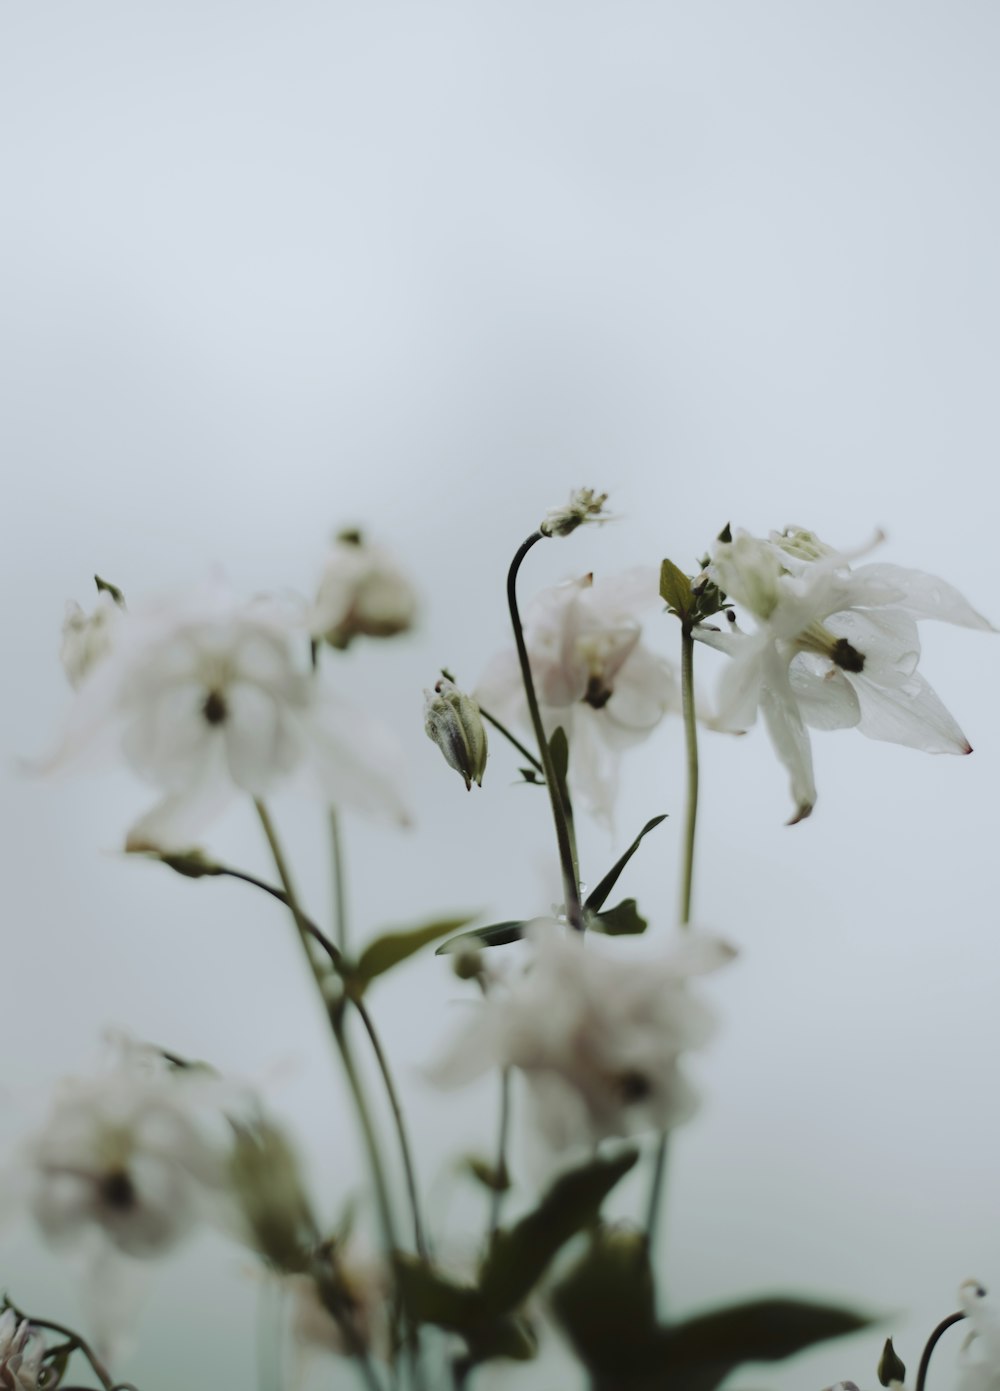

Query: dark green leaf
<box><xmin>436</xmin><ymin>921</ymin><xmax>527</xmax><ymax>955</ymax></box>
<box><xmin>551</xmin><ymin>1227</ymin><xmax>659</xmax><ymax>1379</ymax></box>
<box><xmin>548</xmin><ymin>727</ymin><xmax>569</xmax><ymax>795</ymax></box>
<box><xmin>94</xmin><ymin>573</ymin><xmax>126</xmax><ymax>606</ymax></box>
<box><xmin>589</xmin><ymin>898</ymin><xmax>648</xmax><ymax>936</ymax></box>
<box><xmin>463</xmin><ymin>1156</ymin><xmax>511</xmax><ymax>1193</ymax></box>
<box><xmin>518</xmin><ymin>767</ymin><xmax>542</xmax><ymax>785</ymax></box>
<box><xmin>660</xmin><ymin>559</ymin><xmax>693</xmax><ymax>619</ymax></box>
<box><xmin>585</xmin><ymin>816</ymin><xmax>668</xmax><ymax>913</ymax></box>
<box><xmin>395</xmin><ymin>1254</ymin><xmax>485</xmax><ymax>1331</ymax></box>
<box><xmin>655</xmin><ymin>1298</ymin><xmax>873</xmax><ymax>1391</ymax></box>
<box><xmin>355</xmin><ymin>916</ymin><xmax>473</xmax><ymax>986</ymax></box>
<box><xmin>467</xmin><ymin>1314</ymin><xmax>538</xmax><ymax>1363</ymax></box>
<box><xmin>478</xmin><ymin>1148</ymin><xmax>639</xmax><ymax>1315</ymax></box>
<box><xmin>879</xmin><ymin>1337</ymin><xmax>906</xmax><ymax>1387</ymax></box>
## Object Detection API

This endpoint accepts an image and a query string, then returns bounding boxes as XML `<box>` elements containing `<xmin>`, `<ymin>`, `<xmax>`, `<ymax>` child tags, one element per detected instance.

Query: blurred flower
<box><xmin>476</xmin><ymin>570</ymin><xmax>678</xmax><ymax>819</ymax></box>
<box><xmin>0</xmin><ymin>1310</ymin><xmax>46</xmax><ymax>1391</ymax></box>
<box><xmin>540</xmin><ymin>487</ymin><xmax>610</xmax><ymax>538</ymax></box>
<box><xmin>700</xmin><ymin>528</ymin><xmax>992</xmax><ymax>822</ymax></box>
<box><xmin>38</xmin><ymin>579</ymin><xmax>409</xmax><ymax>849</ymax></box>
<box><xmin>424</xmin><ymin>677</ymin><xmax>488</xmax><ymax>789</ymax></box>
<box><xmin>956</xmin><ymin>1280</ymin><xmax>1000</xmax><ymax>1391</ymax></box>
<box><xmin>431</xmin><ymin>922</ymin><xmax>734</xmax><ymax>1149</ymax></box>
<box><xmin>60</xmin><ymin>590</ymin><xmax>123</xmax><ymax>690</ymax></box>
<box><xmin>311</xmin><ymin>530</ymin><xmax>417</xmax><ymax>649</ymax></box>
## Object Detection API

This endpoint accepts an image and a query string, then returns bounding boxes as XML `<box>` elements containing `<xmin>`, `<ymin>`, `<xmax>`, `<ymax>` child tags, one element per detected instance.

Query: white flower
<box><xmin>540</xmin><ymin>487</ymin><xmax>611</xmax><ymax>538</ymax></box>
<box><xmin>432</xmin><ymin>922</ymin><xmax>734</xmax><ymax>1148</ymax></box>
<box><xmin>700</xmin><ymin>529</ymin><xmax>992</xmax><ymax>823</ymax></box>
<box><xmin>310</xmin><ymin>531</ymin><xmax>417</xmax><ymax>649</ymax></box>
<box><xmin>60</xmin><ymin>590</ymin><xmax>123</xmax><ymax>690</ymax></box>
<box><xmin>39</xmin><ymin>579</ymin><xmax>409</xmax><ymax>849</ymax></box>
<box><xmin>956</xmin><ymin>1280</ymin><xmax>1000</xmax><ymax>1391</ymax></box>
<box><xmin>0</xmin><ymin>1311</ymin><xmax>46</xmax><ymax>1391</ymax></box>
<box><xmin>476</xmin><ymin>570</ymin><xmax>678</xmax><ymax>820</ymax></box>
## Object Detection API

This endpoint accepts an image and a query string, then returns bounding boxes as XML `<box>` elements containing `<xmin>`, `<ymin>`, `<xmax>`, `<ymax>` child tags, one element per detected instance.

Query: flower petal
<box><xmin>851</xmin><ymin>563</ymin><xmax>995</xmax><ymax>630</ymax></box>
<box><xmin>759</xmin><ymin>653</ymin><xmax>816</xmax><ymax>822</ymax></box>
<box><xmin>851</xmin><ymin>670</ymin><xmax>972</xmax><ymax>754</ymax></box>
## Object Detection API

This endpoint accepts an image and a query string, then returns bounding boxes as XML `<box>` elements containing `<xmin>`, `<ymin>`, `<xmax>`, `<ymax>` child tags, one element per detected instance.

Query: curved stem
<box><xmin>478</xmin><ymin>707</ymin><xmax>544</xmax><ymax>775</ymax></box>
<box><xmin>915</xmin><ymin>1309</ymin><xmax>965</xmax><ymax>1391</ymax></box>
<box><xmin>507</xmin><ymin>532</ymin><xmax>583</xmax><ymax>930</ymax></box>
<box><xmin>645</xmin><ymin>624</ymin><xmax>700</xmax><ymax>1239</ymax></box>
<box><xmin>209</xmin><ymin>865</ymin><xmax>343</xmax><ymax>964</ymax></box>
<box><xmin>254</xmin><ymin>801</ymin><xmax>399</xmax><ymax>1260</ymax></box>
<box><xmin>353</xmin><ymin>995</ymin><xmax>429</xmax><ymax>1260</ymax></box>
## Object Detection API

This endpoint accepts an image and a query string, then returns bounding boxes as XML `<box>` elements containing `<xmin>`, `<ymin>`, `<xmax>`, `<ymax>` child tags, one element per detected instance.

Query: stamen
<box><xmin>202</xmin><ymin>689</ymin><xmax>228</xmax><ymax>725</ymax></box>
<box><xmin>98</xmin><ymin>1169</ymin><xmax>136</xmax><ymax>1210</ymax></box>
<box><xmin>831</xmin><ymin>637</ymin><xmax>865</xmax><ymax>673</ymax></box>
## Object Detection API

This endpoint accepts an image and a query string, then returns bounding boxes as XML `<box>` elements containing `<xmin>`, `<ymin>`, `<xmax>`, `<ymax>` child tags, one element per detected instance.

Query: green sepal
<box><xmin>436</xmin><ymin>921</ymin><xmax>527</xmax><ymax>955</ymax></box>
<box><xmin>139</xmin><ymin>848</ymin><xmax>224</xmax><ymax>879</ymax></box>
<box><xmin>477</xmin><ymin>1148</ymin><xmax>639</xmax><ymax>1316</ymax></box>
<box><xmin>660</xmin><ymin>559</ymin><xmax>694</xmax><ymax>621</ymax></box>
<box><xmin>585</xmin><ymin>816</ymin><xmax>667</xmax><ymax>914</ymax></box>
<box><xmin>354</xmin><ymin>916</ymin><xmax>474</xmax><ymax>987</ymax></box>
<box><xmin>588</xmin><ymin>898</ymin><xmax>647</xmax><ymax>936</ymax></box>
<box><xmin>878</xmin><ymin>1336</ymin><xmax>906</xmax><ymax>1386</ymax></box>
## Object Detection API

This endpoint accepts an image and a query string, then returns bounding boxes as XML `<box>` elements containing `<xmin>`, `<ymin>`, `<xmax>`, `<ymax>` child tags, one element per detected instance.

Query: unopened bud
<box><xmin>424</xmin><ymin>678</ymin><xmax>488</xmax><ymax>790</ymax></box>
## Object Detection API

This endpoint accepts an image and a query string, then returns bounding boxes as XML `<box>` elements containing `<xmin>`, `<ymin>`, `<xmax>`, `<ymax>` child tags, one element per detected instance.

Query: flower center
<box><xmin>202</xmin><ymin>689</ymin><xmax>229</xmax><ymax>725</ymax></box>
<box><xmin>98</xmin><ymin>1168</ymin><xmax>136</xmax><ymax>1210</ymax></box>
<box><xmin>584</xmin><ymin>676</ymin><xmax>613</xmax><ymax>709</ymax></box>
<box><xmin>797</xmin><ymin>622</ymin><xmax>866</xmax><ymax>673</ymax></box>
<box><xmin>615</xmin><ymin>1069</ymin><xmax>652</xmax><ymax>1103</ymax></box>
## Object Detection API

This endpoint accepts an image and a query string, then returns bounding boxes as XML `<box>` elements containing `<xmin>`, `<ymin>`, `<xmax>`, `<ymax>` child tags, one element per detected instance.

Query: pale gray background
<box><xmin>2</xmin><ymin>3</ymin><xmax>999</xmax><ymax>1387</ymax></box>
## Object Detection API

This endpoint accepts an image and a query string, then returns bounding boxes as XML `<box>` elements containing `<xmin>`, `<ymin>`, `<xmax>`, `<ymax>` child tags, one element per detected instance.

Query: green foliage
<box><xmin>879</xmin><ymin>1336</ymin><xmax>906</xmax><ymax>1386</ymax></box>
<box><xmin>585</xmin><ymin>815</ymin><xmax>667</xmax><ymax>913</ymax></box>
<box><xmin>463</xmin><ymin>1155</ymin><xmax>511</xmax><ymax>1193</ymax></box>
<box><xmin>660</xmin><ymin>558</ymin><xmax>694</xmax><ymax>621</ymax></box>
<box><xmin>354</xmin><ymin>916</ymin><xmax>473</xmax><ymax>987</ymax></box>
<box><xmin>588</xmin><ymin>897</ymin><xmax>647</xmax><ymax>936</ymax></box>
<box><xmin>94</xmin><ymin>573</ymin><xmax>126</xmax><ymax>606</ymax></box>
<box><xmin>436</xmin><ymin>920</ymin><xmax>527</xmax><ymax>954</ymax></box>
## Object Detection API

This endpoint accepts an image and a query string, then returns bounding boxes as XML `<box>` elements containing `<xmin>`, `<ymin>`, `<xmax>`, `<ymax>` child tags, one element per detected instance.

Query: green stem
<box><xmin>506</xmin><ymin>532</ymin><xmax>583</xmax><ymax>930</ymax></box>
<box><xmin>329</xmin><ymin>806</ymin><xmax>349</xmax><ymax>954</ymax></box>
<box><xmin>478</xmin><ymin>707</ymin><xmax>544</xmax><ymax>774</ymax></box>
<box><xmin>253</xmin><ymin>801</ymin><xmax>399</xmax><ymax>1260</ymax></box>
<box><xmin>915</xmin><ymin>1310</ymin><xmax>965</xmax><ymax>1391</ymax></box>
<box><xmin>488</xmin><ymin>1067</ymin><xmax>511</xmax><ymax>1239</ymax></box>
<box><xmin>645</xmin><ymin>624</ymin><xmax>699</xmax><ymax>1240</ymax></box>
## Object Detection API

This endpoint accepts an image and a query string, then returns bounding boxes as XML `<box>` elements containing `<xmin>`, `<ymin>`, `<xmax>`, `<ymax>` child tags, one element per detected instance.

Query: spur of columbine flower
<box><xmin>38</xmin><ymin>577</ymin><xmax>409</xmax><ymax>849</ymax></box>
<box><xmin>310</xmin><ymin>529</ymin><xmax>417</xmax><ymax>650</ymax></box>
<box><xmin>476</xmin><ymin>570</ymin><xmax>678</xmax><ymax>820</ymax></box>
<box><xmin>699</xmin><ymin>527</ymin><xmax>992</xmax><ymax>823</ymax></box>
<box><xmin>0</xmin><ymin>1310</ymin><xmax>47</xmax><ymax>1391</ymax></box>
<box><xmin>431</xmin><ymin>921</ymin><xmax>734</xmax><ymax>1149</ymax></box>
<box><xmin>956</xmin><ymin>1280</ymin><xmax>1000</xmax><ymax>1391</ymax></box>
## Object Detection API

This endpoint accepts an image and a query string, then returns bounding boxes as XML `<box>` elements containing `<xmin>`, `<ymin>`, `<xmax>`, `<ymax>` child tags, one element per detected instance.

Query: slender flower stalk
<box><xmin>253</xmin><ymin>801</ymin><xmax>399</xmax><ymax>1261</ymax></box>
<box><xmin>507</xmin><ymin>533</ymin><xmax>583</xmax><ymax>931</ymax></box>
<box><xmin>488</xmin><ymin>1066</ymin><xmax>511</xmax><ymax>1240</ymax></box>
<box><xmin>915</xmin><ymin>1310</ymin><xmax>965</xmax><ymax>1391</ymax></box>
<box><xmin>329</xmin><ymin>806</ymin><xmax>350</xmax><ymax>954</ymax></box>
<box><xmin>645</xmin><ymin>622</ymin><xmax>700</xmax><ymax>1239</ymax></box>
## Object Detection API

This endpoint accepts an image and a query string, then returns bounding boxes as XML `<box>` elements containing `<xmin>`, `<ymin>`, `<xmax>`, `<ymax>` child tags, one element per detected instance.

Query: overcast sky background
<box><xmin>3</xmin><ymin>3</ymin><xmax>1000</xmax><ymax>1387</ymax></box>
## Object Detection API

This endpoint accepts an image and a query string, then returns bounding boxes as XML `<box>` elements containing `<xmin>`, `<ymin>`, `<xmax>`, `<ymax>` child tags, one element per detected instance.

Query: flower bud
<box><xmin>540</xmin><ymin>487</ymin><xmax>610</xmax><ymax>538</ymax></box>
<box><xmin>877</xmin><ymin>1338</ymin><xmax>906</xmax><ymax>1388</ymax></box>
<box><xmin>311</xmin><ymin>530</ymin><xmax>417</xmax><ymax>650</ymax></box>
<box><xmin>423</xmin><ymin>678</ymin><xmax>488</xmax><ymax>790</ymax></box>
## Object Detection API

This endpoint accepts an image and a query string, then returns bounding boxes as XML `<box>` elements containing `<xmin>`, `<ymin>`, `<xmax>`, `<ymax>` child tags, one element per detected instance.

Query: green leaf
<box><xmin>355</xmin><ymin>916</ymin><xmax>473</xmax><ymax>986</ymax></box>
<box><xmin>551</xmin><ymin>1227</ymin><xmax>659</xmax><ymax>1380</ymax></box>
<box><xmin>879</xmin><ymin>1337</ymin><xmax>906</xmax><ymax>1387</ymax></box>
<box><xmin>585</xmin><ymin>816</ymin><xmax>668</xmax><ymax>913</ymax></box>
<box><xmin>548</xmin><ymin>726</ymin><xmax>569</xmax><ymax>796</ymax></box>
<box><xmin>588</xmin><ymin>898</ymin><xmax>647</xmax><ymax>936</ymax></box>
<box><xmin>395</xmin><ymin>1254</ymin><xmax>485</xmax><ymax>1331</ymax></box>
<box><xmin>94</xmin><ymin>573</ymin><xmax>126</xmax><ymax>606</ymax></box>
<box><xmin>468</xmin><ymin>1313</ymin><xmax>537</xmax><ymax>1362</ymax></box>
<box><xmin>518</xmin><ymin>767</ymin><xmax>542</xmax><ymax>784</ymax></box>
<box><xmin>478</xmin><ymin>1148</ymin><xmax>639</xmax><ymax>1315</ymax></box>
<box><xmin>463</xmin><ymin>1156</ymin><xmax>511</xmax><ymax>1193</ymax></box>
<box><xmin>659</xmin><ymin>559</ymin><xmax>693</xmax><ymax>619</ymax></box>
<box><xmin>435</xmin><ymin>921</ymin><xmax>527</xmax><ymax>955</ymax></box>
<box><xmin>654</xmin><ymin>1298</ymin><xmax>874</xmax><ymax>1391</ymax></box>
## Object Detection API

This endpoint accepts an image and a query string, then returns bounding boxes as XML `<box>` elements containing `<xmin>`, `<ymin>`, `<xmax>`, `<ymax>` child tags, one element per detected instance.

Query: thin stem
<box><xmin>253</xmin><ymin>801</ymin><xmax>399</xmax><ymax>1261</ymax></box>
<box><xmin>645</xmin><ymin>624</ymin><xmax>700</xmax><ymax>1239</ymax></box>
<box><xmin>479</xmin><ymin>708</ymin><xmax>544</xmax><ymax>774</ymax></box>
<box><xmin>915</xmin><ymin>1310</ymin><xmax>965</xmax><ymax>1391</ymax></box>
<box><xmin>353</xmin><ymin>995</ymin><xmax>429</xmax><ymax>1260</ymax></box>
<box><xmin>0</xmin><ymin>1308</ymin><xmax>117</xmax><ymax>1391</ymax></box>
<box><xmin>328</xmin><ymin>806</ymin><xmax>349</xmax><ymax>954</ymax></box>
<box><xmin>488</xmin><ymin>1067</ymin><xmax>511</xmax><ymax>1239</ymax></box>
<box><xmin>506</xmin><ymin>532</ymin><xmax>583</xmax><ymax>930</ymax></box>
<box><xmin>210</xmin><ymin>865</ymin><xmax>343</xmax><ymax>964</ymax></box>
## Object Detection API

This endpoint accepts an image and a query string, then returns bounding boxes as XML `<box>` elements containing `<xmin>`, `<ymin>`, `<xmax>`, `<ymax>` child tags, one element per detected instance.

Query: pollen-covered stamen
<box><xmin>584</xmin><ymin>676</ymin><xmax>613</xmax><ymax>709</ymax></box>
<box><xmin>202</xmin><ymin>689</ymin><xmax>228</xmax><ymax>725</ymax></box>
<box><xmin>797</xmin><ymin>621</ymin><xmax>866</xmax><ymax>673</ymax></box>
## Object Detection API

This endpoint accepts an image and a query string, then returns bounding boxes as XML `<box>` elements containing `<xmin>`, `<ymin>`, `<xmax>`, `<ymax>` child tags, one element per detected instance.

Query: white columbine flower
<box><xmin>0</xmin><ymin>1311</ymin><xmax>46</xmax><ymax>1391</ymax></box>
<box><xmin>700</xmin><ymin>528</ymin><xmax>992</xmax><ymax>823</ymax></box>
<box><xmin>60</xmin><ymin>590</ymin><xmax>124</xmax><ymax>690</ymax></box>
<box><xmin>476</xmin><ymin>570</ymin><xmax>678</xmax><ymax>820</ymax></box>
<box><xmin>40</xmin><ymin>579</ymin><xmax>409</xmax><ymax>849</ymax></box>
<box><xmin>432</xmin><ymin>922</ymin><xmax>734</xmax><ymax>1149</ymax></box>
<box><xmin>310</xmin><ymin>530</ymin><xmax>417</xmax><ymax>650</ymax></box>
<box><xmin>956</xmin><ymin>1280</ymin><xmax>1000</xmax><ymax>1391</ymax></box>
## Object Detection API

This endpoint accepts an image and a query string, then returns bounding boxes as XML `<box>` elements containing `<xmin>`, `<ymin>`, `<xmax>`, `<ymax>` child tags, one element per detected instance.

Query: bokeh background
<box><xmin>3</xmin><ymin>3</ymin><xmax>999</xmax><ymax>1386</ymax></box>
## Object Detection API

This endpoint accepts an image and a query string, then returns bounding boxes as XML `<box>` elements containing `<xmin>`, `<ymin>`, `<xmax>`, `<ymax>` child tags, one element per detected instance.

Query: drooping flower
<box><xmin>0</xmin><ymin>1311</ymin><xmax>46</xmax><ymax>1391</ymax></box>
<box><xmin>476</xmin><ymin>570</ymin><xmax>678</xmax><ymax>819</ymax></box>
<box><xmin>431</xmin><ymin>922</ymin><xmax>734</xmax><ymax>1149</ymax></box>
<box><xmin>60</xmin><ymin>589</ymin><xmax>124</xmax><ymax>690</ymax></box>
<box><xmin>956</xmin><ymin>1280</ymin><xmax>1000</xmax><ymax>1391</ymax></box>
<box><xmin>39</xmin><ymin>579</ymin><xmax>409</xmax><ymax>849</ymax></box>
<box><xmin>310</xmin><ymin>530</ymin><xmax>417</xmax><ymax>650</ymax></box>
<box><xmin>423</xmin><ymin>677</ymin><xmax>488</xmax><ymax>789</ymax></box>
<box><xmin>699</xmin><ymin>528</ymin><xmax>992</xmax><ymax>823</ymax></box>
